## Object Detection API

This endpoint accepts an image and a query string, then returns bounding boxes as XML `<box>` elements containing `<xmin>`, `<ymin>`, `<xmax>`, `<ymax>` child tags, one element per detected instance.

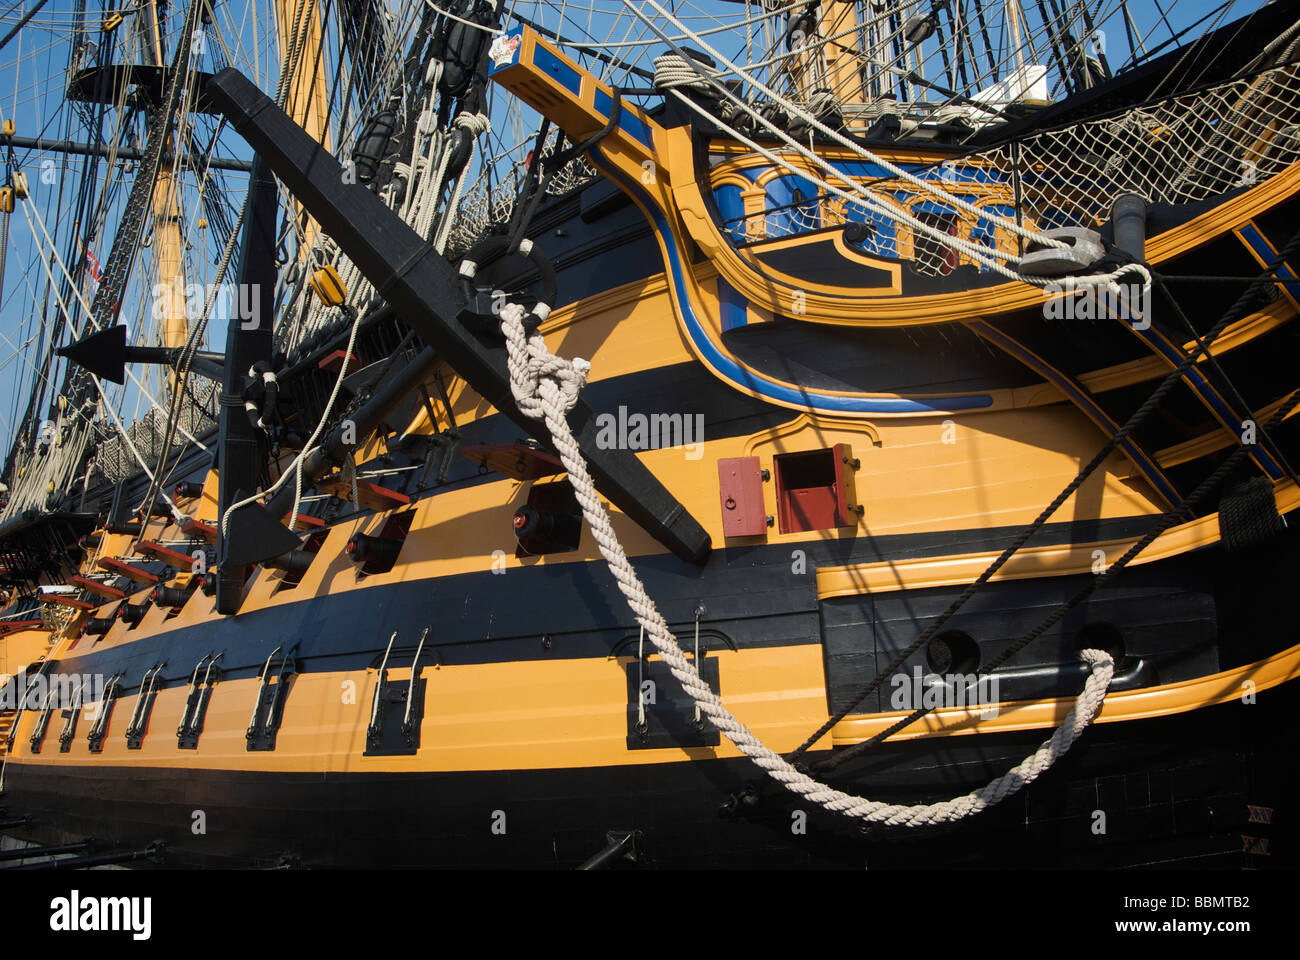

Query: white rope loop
<box><xmin>653</xmin><ymin>52</ymin><xmax>723</xmax><ymax>94</ymax></box>
<box><xmin>498</xmin><ymin>302</ymin><xmax>588</xmax><ymax>420</ymax></box>
<box><xmin>497</xmin><ymin>300</ymin><xmax>1115</xmax><ymax>825</ymax></box>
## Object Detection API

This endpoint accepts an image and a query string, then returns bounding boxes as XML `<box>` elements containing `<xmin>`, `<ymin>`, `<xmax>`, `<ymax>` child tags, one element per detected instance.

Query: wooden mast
<box><xmin>274</xmin><ymin>0</ymin><xmax>332</xmax><ymax>258</ymax></box>
<box><xmin>820</xmin><ymin>0</ymin><xmax>866</xmax><ymax>104</ymax></box>
<box><xmin>785</xmin><ymin>3</ymin><xmax>868</xmax><ymax>107</ymax></box>
<box><xmin>141</xmin><ymin>1</ymin><xmax>189</xmax><ymax>393</ymax></box>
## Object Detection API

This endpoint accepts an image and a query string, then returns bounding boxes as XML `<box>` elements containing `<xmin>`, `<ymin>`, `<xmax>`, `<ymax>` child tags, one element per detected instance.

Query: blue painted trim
<box><xmin>717</xmin><ymin>277</ymin><xmax>749</xmax><ymax>331</ymax></box>
<box><xmin>968</xmin><ymin>320</ymin><xmax>1186</xmax><ymax>509</ymax></box>
<box><xmin>1238</xmin><ymin>223</ymin><xmax>1300</xmax><ymax>305</ymax></box>
<box><xmin>533</xmin><ymin>44</ymin><xmax>582</xmax><ymax>97</ymax></box>
<box><xmin>593</xmin><ymin>89</ymin><xmax>653</xmax><ymax>148</ymax></box>
<box><xmin>1132</xmin><ymin>318</ymin><xmax>1282</xmax><ymax>479</ymax></box>
<box><xmin>591</xmin><ymin>151</ymin><xmax>994</xmax><ymax>415</ymax></box>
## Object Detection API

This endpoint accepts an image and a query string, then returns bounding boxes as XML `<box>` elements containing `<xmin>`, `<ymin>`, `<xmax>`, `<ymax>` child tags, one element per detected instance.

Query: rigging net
<box><xmin>721</xmin><ymin>60</ymin><xmax>1300</xmax><ymax>276</ymax></box>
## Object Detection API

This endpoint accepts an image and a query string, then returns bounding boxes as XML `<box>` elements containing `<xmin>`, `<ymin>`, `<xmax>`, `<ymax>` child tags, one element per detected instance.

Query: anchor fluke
<box><xmin>221</xmin><ymin>496</ymin><xmax>302</xmax><ymax>568</ymax></box>
<box><xmin>55</xmin><ymin>324</ymin><xmax>130</xmax><ymax>384</ymax></box>
<box><xmin>56</xmin><ymin>323</ymin><xmax>228</xmax><ymax>383</ymax></box>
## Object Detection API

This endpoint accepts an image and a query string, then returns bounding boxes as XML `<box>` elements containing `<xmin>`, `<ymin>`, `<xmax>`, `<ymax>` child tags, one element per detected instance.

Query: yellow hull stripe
<box><xmin>817</xmin><ymin>477</ymin><xmax>1300</xmax><ymax>598</ymax></box>
<box><xmin>9</xmin><ymin>639</ymin><xmax>1297</xmax><ymax>776</ymax></box>
<box><xmin>832</xmin><ymin>641</ymin><xmax>1300</xmax><ymax>745</ymax></box>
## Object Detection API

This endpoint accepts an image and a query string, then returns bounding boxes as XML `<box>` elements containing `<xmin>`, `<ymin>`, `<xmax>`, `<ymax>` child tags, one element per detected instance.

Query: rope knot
<box><xmin>499</xmin><ymin>302</ymin><xmax>588</xmax><ymax>417</ymax></box>
<box><xmin>454</xmin><ymin>112</ymin><xmax>491</xmax><ymax>136</ymax></box>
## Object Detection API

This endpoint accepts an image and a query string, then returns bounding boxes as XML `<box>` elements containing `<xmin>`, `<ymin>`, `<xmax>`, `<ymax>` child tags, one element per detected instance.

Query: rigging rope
<box><xmin>17</xmin><ymin>198</ymin><xmax>185</xmax><ymax>517</ymax></box>
<box><xmin>630</xmin><ymin>1</ymin><xmax>1083</xmax><ymax>254</ymax></box>
<box><xmin>220</xmin><ymin>297</ymin><xmax>365</xmax><ymax>539</ymax></box>
<box><xmin>819</xmin><ymin>380</ymin><xmax>1300</xmax><ymax>776</ymax></box>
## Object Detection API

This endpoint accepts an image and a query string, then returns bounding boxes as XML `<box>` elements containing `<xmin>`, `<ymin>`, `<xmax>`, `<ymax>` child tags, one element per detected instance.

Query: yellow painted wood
<box><xmin>817</xmin><ymin>476</ymin><xmax>1300</xmax><ymax>598</ymax></box>
<box><xmin>832</xmin><ymin>641</ymin><xmax>1300</xmax><ymax>745</ymax></box>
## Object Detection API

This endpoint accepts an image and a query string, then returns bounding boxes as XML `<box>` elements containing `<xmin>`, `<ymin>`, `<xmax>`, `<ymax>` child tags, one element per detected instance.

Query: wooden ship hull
<box><xmin>2</xmin><ymin>4</ymin><xmax>1300</xmax><ymax>869</ymax></box>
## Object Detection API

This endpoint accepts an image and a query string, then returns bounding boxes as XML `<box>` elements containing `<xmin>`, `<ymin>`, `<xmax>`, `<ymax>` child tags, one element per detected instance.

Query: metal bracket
<box><xmin>577</xmin><ymin>829</ymin><xmax>640</xmax><ymax>870</ymax></box>
<box><xmin>86</xmin><ymin>672</ymin><xmax>124</xmax><ymax>752</ymax></box>
<box><xmin>27</xmin><ymin>687</ymin><xmax>57</xmax><ymax>755</ymax></box>
<box><xmin>365</xmin><ymin>627</ymin><xmax>428</xmax><ymax>755</ymax></box>
<box><xmin>178</xmin><ymin>651</ymin><xmax>223</xmax><ymax>749</ymax></box>
<box><xmin>245</xmin><ymin>644</ymin><xmax>297</xmax><ymax>752</ymax></box>
<box><xmin>58</xmin><ymin>676</ymin><xmax>85</xmax><ymax>752</ymax></box>
<box><xmin>6</xmin><ymin>659</ymin><xmax>51</xmax><ymax>752</ymax></box>
<box><xmin>125</xmin><ymin>662</ymin><xmax>167</xmax><ymax>749</ymax></box>
<box><xmin>625</xmin><ymin>651</ymin><xmax>721</xmax><ymax>750</ymax></box>
<box><xmin>1019</xmin><ymin>227</ymin><xmax>1105</xmax><ymax>277</ymax></box>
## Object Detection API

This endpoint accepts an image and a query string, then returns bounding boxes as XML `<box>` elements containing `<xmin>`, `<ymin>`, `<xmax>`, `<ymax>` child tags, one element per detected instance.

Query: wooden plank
<box><xmin>0</xmin><ymin>619</ymin><xmax>45</xmax><ymax>636</ymax></box>
<box><xmin>180</xmin><ymin>518</ymin><xmax>218</xmax><ymax>544</ymax></box>
<box><xmin>138</xmin><ymin>540</ymin><xmax>199</xmax><ymax>569</ymax></box>
<box><xmin>46</xmin><ymin>594</ymin><xmax>96</xmax><ymax>611</ymax></box>
<box><xmin>318</xmin><ymin>349</ymin><xmax>362</xmax><ymax>374</ymax></box>
<box><xmin>289</xmin><ymin>512</ymin><xmax>325</xmax><ymax>531</ymax></box>
<box><xmin>461</xmin><ymin>441</ymin><xmax>563</xmax><ymax>481</ymax></box>
<box><xmin>69</xmin><ymin>576</ymin><xmax>126</xmax><ymax>600</ymax></box>
<box><xmin>316</xmin><ymin>475</ymin><xmax>411</xmax><ymax>512</ymax></box>
<box><xmin>96</xmin><ymin>557</ymin><xmax>162</xmax><ymax>585</ymax></box>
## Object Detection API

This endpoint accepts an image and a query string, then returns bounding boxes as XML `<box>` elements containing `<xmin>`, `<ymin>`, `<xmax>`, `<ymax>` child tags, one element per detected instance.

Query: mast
<box><xmin>820</xmin><ymin>1</ymin><xmax>866</xmax><ymax>104</ymax></box>
<box><xmin>274</xmin><ymin>0</ymin><xmax>332</xmax><ymax>258</ymax></box>
<box><xmin>1005</xmin><ymin>0</ymin><xmax>1029</xmax><ymax>80</ymax></box>
<box><xmin>139</xmin><ymin>1</ymin><xmax>190</xmax><ymax>389</ymax></box>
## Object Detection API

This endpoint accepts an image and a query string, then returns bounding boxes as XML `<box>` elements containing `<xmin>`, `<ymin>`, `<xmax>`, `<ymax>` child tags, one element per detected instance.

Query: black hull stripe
<box><xmin>1</xmin><ymin>691</ymin><xmax>1287</xmax><ymax>869</ymax></box>
<box><xmin>48</xmin><ymin>513</ymin><xmax>1163</xmax><ymax>687</ymax></box>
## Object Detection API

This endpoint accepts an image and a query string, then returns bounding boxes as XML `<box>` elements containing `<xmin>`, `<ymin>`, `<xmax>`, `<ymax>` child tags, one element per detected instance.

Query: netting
<box><xmin>90</xmin><ymin>381</ymin><xmax>218</xmax><ymax>485</ymax></box>
<box><xmin>723</xmin><ymin>62</ymin><xmax>1300</xmax><ymax>277</ymax></box>
<box><xmin>441</xmin><ymin>130</ymin><xmax>598</xmax><ymax>260</ymax></box>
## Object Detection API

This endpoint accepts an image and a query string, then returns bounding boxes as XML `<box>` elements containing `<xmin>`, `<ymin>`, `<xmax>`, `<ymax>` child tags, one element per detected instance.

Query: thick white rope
<box><xmin>496</xmin><ymin>299</ymin><xmax>1115</xmax><ymax>824</ymax></box>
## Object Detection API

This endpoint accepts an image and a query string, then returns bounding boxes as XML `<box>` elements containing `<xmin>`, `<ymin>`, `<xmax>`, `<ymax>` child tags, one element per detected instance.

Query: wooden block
<box><xmin>317</xmin><ymin>475</ymin><xmax>411</xmax><ymax>512</ymax></box>
<box><xmin>289</xmin><ymin>512</ymin><xmax>325</xmax><ymax>531</ymax></box>
<box><xmin>318</xmin><ymin>350</ymin><xmax>362</xmax><ymax>374</ymax></box>
<box><xmin>46</xmin><ymin>594</ymin><xmax>96</xmax><ymax>611</ymax></box>
<box><xmin>0</xmin><ymin>619</ymin><xmax>45</xmax><ymax>636</ymax></box>
<box><xmin>180</xmin><ymin>518</ymin><xmax>218</xmax><ymax>544</ymax></box>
